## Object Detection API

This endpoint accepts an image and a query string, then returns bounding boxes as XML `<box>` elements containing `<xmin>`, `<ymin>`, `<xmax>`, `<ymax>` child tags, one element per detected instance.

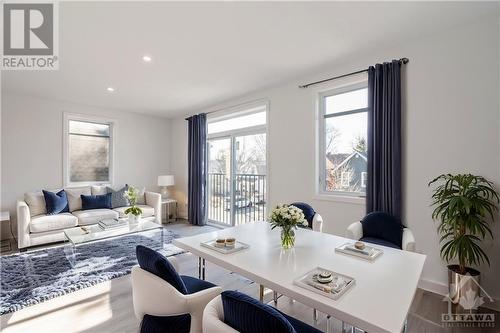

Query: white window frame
<box><xmin>63</xmin><ymin>112</ymin><xmax>115</xmax><ymax>187</ymax></box>
<box><xmin>316</xmin><ymin>80</ymin><xmax>368</xmax><ymax>199</ymax></box>
<box><xmin>361</xmin><ymin>172</ymin><xmax>368</xmax><ymax>188</ymax></box>
<box><xmin>206</xmin><ymin>100</ymin><xmax>270</xmax><ymax>227</ymax></box>
<box><xmin>341</xmin><ymin>171</ymin><xmax>352</xmax><ymax>187</ymax></box>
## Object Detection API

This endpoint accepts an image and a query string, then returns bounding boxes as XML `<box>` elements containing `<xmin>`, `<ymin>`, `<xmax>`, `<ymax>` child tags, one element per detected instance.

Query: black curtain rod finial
<box><xmin>400</xmin><ymin>57</ymin><xmax>409</xmax><ymax>64</ymax></box>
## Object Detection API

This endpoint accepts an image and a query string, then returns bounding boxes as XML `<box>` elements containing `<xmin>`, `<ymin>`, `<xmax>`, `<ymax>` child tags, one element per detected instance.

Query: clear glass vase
<box><xmin>280</xmin><ymin>228</ymin><xmax>295</xmax><ymax>249</ymax></box>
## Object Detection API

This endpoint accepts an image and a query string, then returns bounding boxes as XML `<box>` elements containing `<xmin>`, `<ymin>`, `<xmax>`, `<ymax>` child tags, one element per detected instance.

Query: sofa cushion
<box><xmin>113</xmin><ymin>205</ymin><xmax>154</xmax><ymax>218</ymax></box>
<box><xmin>72</xmin><ymin>208</ymin><xmax>119</xmax><ymax>226</ymax></box>
<box><xmin>107</xmin><ymin>186</ymin><xmax>130</xmax><ymax>208</ymax></box>
<box><xmin>65</xmin><ymin>187</ymin><xmax>91</xmax><ymax>212</ymax></box>
<box><xmin>30</xmin><ymin>213</ymin><xmax>78</xmax><ymax>233</ymax></box>
<box><xmin>81</xmin><ymin>193</ymin><xmax>112</xmax><ymax>210</ymax></box>
<box><xmin>25</xmin><ymin>191</ymin><xmax>47</xmax><ymax>217</ymax></box>
<box><xmin>91</xmin><ymin>185</ymin><xmax>108</xmax><ymax>195</ymax></box>
<box><xmin>43</xmin><ymin>190</ymin><xmax>70</xmax><ymax>215</ymax></box>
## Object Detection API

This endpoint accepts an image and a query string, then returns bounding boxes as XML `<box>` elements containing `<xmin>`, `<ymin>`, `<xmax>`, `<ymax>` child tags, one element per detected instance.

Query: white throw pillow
<box><xmin>65</xmin><ymin>187</ymin><xmax>91</xmax><ymax>212</ymax></box>
<box><xmin>91</xmin><ymin>185</ymin><xmax>108</xmax><ymax>195</ymax></box>
<box><xmin>24</xmin><ymin>191</ymin><xmax>47</xmax><ymax>217</ymax></box>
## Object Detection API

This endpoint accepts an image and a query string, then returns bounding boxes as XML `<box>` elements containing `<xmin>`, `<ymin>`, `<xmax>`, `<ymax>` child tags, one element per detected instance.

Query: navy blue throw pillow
<box><xmin>361</xmin><ymin>211</ymin><xmax>403</xmax><ymax>249</ymax></box>
<box><xmin>42</xmin><ymin>190</ymin><xmax>69</xmax><ymax>215</ymax></box>
<box><xmin>80</xmin><ymin>193</ymin><xmax>112</xmax><ymax>210</ymax></box>
<box><xmin>136</xmin><ymin>245</ymin><xmax>188</xmax><ymax>294</ymax></box>
<box><xmin>290</xmin><ymin>202</ymin><xmax>315</xmax><ymax>228</ymax></box>
<box><xmin>221</xmin><ymin>290</ymin><xmax>296</xmax><ymax>333</ymax></box>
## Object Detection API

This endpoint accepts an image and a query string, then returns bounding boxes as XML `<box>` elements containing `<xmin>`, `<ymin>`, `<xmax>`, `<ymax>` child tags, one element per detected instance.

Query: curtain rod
<box><xmin>298</xmin><ymin>57</ymin><xmax>409</xmax><ymax>89</ymax></box>
<box><xmin>186</xmin><ymin>99</ymin><xmax>268</xmax><ymax>120</ymax></box>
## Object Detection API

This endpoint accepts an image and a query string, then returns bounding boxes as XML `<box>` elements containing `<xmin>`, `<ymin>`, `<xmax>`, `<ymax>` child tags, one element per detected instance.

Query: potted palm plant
<box><xmin>429</xmin><ymin>174</ymin><xmax>499</xmax><ymax>304</ymax></box>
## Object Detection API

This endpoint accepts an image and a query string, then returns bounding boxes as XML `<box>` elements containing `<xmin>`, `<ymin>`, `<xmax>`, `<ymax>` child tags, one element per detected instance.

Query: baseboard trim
<box><xmin>418</xmin><ymin>278</ymin><xmax>500</xmax><ymax>312</ymax></box>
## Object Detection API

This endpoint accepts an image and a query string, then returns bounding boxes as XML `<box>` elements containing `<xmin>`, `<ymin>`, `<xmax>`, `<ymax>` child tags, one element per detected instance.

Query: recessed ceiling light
<box><xmin>107</xmin><ymin>87</ymin><xmax>115</xmax><ymax>92</ymax></box>
<box><xmin>142</xmin><ymin>55</ymin><xmax>152</xmax><ymax>62</ymax></box>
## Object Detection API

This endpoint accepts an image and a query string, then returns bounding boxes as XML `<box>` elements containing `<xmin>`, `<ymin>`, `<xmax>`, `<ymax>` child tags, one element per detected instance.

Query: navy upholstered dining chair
<box><xmin>346</xmin><ymin>211</ymin><xmax>416</xmax><ymax>251</ymax></box>
<box><xmin>203</xmin><ymin>290</ymin><xmax>322</xmax><ymax>333</ymax></box>
<box><xmin>132</xmin><ymin>245</ymin><xmax>222</xmax><ymax>333</ymax></box>
<box><xmin>290</xmin><ymin>202</ymin><xmax>323</xmax><ymax>233</ymax></box>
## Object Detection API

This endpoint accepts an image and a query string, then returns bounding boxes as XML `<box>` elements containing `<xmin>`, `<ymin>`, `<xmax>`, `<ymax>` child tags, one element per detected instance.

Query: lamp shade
<box><xmin>158</xmin><ymin>175</ymin><xmax>175</xmax><ymax>187</ymax></box>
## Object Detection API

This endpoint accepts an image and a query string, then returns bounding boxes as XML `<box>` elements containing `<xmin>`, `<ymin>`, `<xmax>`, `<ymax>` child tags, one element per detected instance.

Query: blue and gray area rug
<box><xmin>0</xmin><ymin>228</ymin><xmax>184</xmax><ymax>315</ymax></box>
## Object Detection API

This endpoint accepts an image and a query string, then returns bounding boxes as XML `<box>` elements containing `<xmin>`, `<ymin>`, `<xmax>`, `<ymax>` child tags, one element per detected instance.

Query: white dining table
<box><xmin>173</xmin><ymin>221</ymin><xmax>426</xmax><ymax>333</ymax></box>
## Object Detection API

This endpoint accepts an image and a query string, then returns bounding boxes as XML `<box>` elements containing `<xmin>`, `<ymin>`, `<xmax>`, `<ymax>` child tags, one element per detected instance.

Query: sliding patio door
<box><xmin>207</xmin><ymin>137</ymin><xmax>232</xmax><ymax>225</ymax></box>
<box><xmin>207</xmin><ymin>105</ymin><xmax>267</xmax><ymax>226</ymax></box>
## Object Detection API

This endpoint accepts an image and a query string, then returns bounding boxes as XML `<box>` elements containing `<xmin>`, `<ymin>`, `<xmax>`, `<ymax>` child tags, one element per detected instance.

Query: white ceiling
<box><xmin>2</xmin><ymin>1</ymin><xmax>496</xmax><ymax>118</ymax></box>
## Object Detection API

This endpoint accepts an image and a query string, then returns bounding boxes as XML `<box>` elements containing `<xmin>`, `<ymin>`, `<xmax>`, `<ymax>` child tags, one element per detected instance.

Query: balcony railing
<box><xmin>208</xmin><ymin>173</ymin><xmax>266</xmax><ymax>225</ymax></box>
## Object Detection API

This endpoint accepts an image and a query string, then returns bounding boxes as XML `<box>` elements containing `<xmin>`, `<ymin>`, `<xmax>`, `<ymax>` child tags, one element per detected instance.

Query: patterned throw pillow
<box><xmin>106</xmin><ymin>186</ymin><xmax>130</xmax><ymax>208</ymax></box>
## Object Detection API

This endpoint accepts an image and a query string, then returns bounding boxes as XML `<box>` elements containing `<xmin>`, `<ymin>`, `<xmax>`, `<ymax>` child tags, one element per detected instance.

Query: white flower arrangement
<box><xmin>269</xmin><ymin>204</ymin><xmax>308</xmax><ymax>230</ymax></box>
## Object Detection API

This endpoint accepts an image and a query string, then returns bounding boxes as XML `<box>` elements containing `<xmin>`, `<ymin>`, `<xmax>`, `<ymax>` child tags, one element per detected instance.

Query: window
<box><xmin>319</xmin><ymin>82</ymin><xmax>368</xmax><ymax>196</ymax></box>
<box><xmin>361</xmin><ymin>172</ymin><xmax>368</xmax><ymax>188</ymax></box>
<box><xmin>64</xmin><ymin>114</ymin><xmax>114</xmax><ymax>186</ymax></box>
<box><xmin>341</xmin><ymin>171</ymin><xmax>352</xmax><ymax>187</ymax></box>
<box><xmin>207</xmin><ymin>103</ymin><xmax>268</xmax><ymax>226</ymax></box>
<box><xmin>207</xmin><ymin>107</ymin><xmax>266</xmax><ymax>135</ymax></box>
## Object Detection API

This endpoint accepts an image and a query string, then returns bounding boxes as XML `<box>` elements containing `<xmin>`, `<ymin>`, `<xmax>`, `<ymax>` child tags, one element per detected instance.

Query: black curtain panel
<box><xmin>366</xmin><ymin>60</ymin><xmax>402</xmax><ymax>220</ymax></box>
<box><xmin>187</xmin><ymin>113</ymin><xmax>207</xmax><ymax>226</ymax></box>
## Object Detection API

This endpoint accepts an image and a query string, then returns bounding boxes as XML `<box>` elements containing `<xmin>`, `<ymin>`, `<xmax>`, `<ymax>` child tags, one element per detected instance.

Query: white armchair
<box><xmin>203</xmin><ymin>293</ymin><xmax>322</xmax><ymax>333</ymax></box>
<box><xmin>132</xmin><ymin>255</ymin><xmax>222</xmax><ymax>333</ymax></box>
<box><xmin>203</xmin><ymin>296</ymin><xmax>239</xmax><ymax>333</ymax></box>
<box><xmin>289</xmin><ymin>202</ymin><xmax>323</xmax><ymax>233</ymax></box>
<box><xmin>346</xmin><ymin>220</ymin><xmax>416</xmax><ymax>252</ymax></box>
<box><xmin>311</xmin><ymin>213</ymin><xmax>323</xmax><ymax>233</ymax></box>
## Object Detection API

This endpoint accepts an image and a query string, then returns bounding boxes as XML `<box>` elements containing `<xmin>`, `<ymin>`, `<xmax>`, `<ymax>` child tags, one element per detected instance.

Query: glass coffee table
<box><xmin>63</xmin><ymin>217</ymin><xmax>163</xmax><ymax>267</ymax></box>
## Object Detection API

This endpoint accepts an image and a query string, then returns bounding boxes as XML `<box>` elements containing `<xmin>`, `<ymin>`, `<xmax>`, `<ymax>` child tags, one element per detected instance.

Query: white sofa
<box><xmin>17</xmin><ymin>185</ymin><xmax>161</xmax><ymax>250</ymax></box>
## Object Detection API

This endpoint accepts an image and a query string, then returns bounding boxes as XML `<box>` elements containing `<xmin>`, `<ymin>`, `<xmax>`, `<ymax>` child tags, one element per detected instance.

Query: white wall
<box><xmin>0</xmin><ymin>94</ymin><xmax>172</xmax><ymax>235</ymax></box>
<box><xmin>171</xmin><ymin>14</ymin><xmax>500</xmax><ymax>301</ymax></box>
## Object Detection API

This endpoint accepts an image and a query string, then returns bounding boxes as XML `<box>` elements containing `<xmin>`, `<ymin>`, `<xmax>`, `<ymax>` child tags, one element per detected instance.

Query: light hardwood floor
<box><xmin>1</xmin><ymin>221</ymin><xmax>498</xmax><ymax>333</ymax></box>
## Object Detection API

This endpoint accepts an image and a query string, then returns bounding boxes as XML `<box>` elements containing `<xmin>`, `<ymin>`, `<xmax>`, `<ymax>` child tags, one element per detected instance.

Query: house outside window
<box><xmin>361</xmin><ymin>171</ymin><xmax>368</xmax><ymax>188</ymax></box>
<box><xmin>318</xmin><ymin>80</ymin><xmax>368</xmax><ymax>196</ymax></box>
<box><xmin>63</xmin><ymin>114</ymin><xmax>114</xmax><ymax>186</ymax></box>
<box><xmin>341</xmin><ymin>171</ymin><xmax>352</xmax><ymax>187</ymax></box>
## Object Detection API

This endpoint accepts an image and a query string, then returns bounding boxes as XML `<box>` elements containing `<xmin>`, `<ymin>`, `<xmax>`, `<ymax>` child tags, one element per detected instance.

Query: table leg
<box><xmin>198</xmin><ymin>257</ymin><xmax>202</xmax><ymax>279</ymax></box>
<box><xmin>161</xmin><ymin>227</ymin><xmax>165</xmax><ymax>249</ymax></box>
<box><xmin>64</xmin><ymin>242</ymin><xmax>76</xmax><ymax>268</ymax></box>
<box><xmin>313</xmin><ymin>309</ymin><xmax>318</xmax><ymax>323</ymax></box>
<box><xmin>198</xmin><ymin>257</ymin><xmax>206</xmax><ymax>280</ymax></box>
<box><xmin>259</xmin><ymin>285</ymin><xmax>264</xmax><ymax>302</ymax></box>
<box><xmin>166</xmin><ymin>203</ymin><xmax>171</xmax><ymax>224</ymax></box>
<box><xmin>273</xmin><ymin>291</ymin><xmax>278</xmax><ymax>306</ymax></box>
